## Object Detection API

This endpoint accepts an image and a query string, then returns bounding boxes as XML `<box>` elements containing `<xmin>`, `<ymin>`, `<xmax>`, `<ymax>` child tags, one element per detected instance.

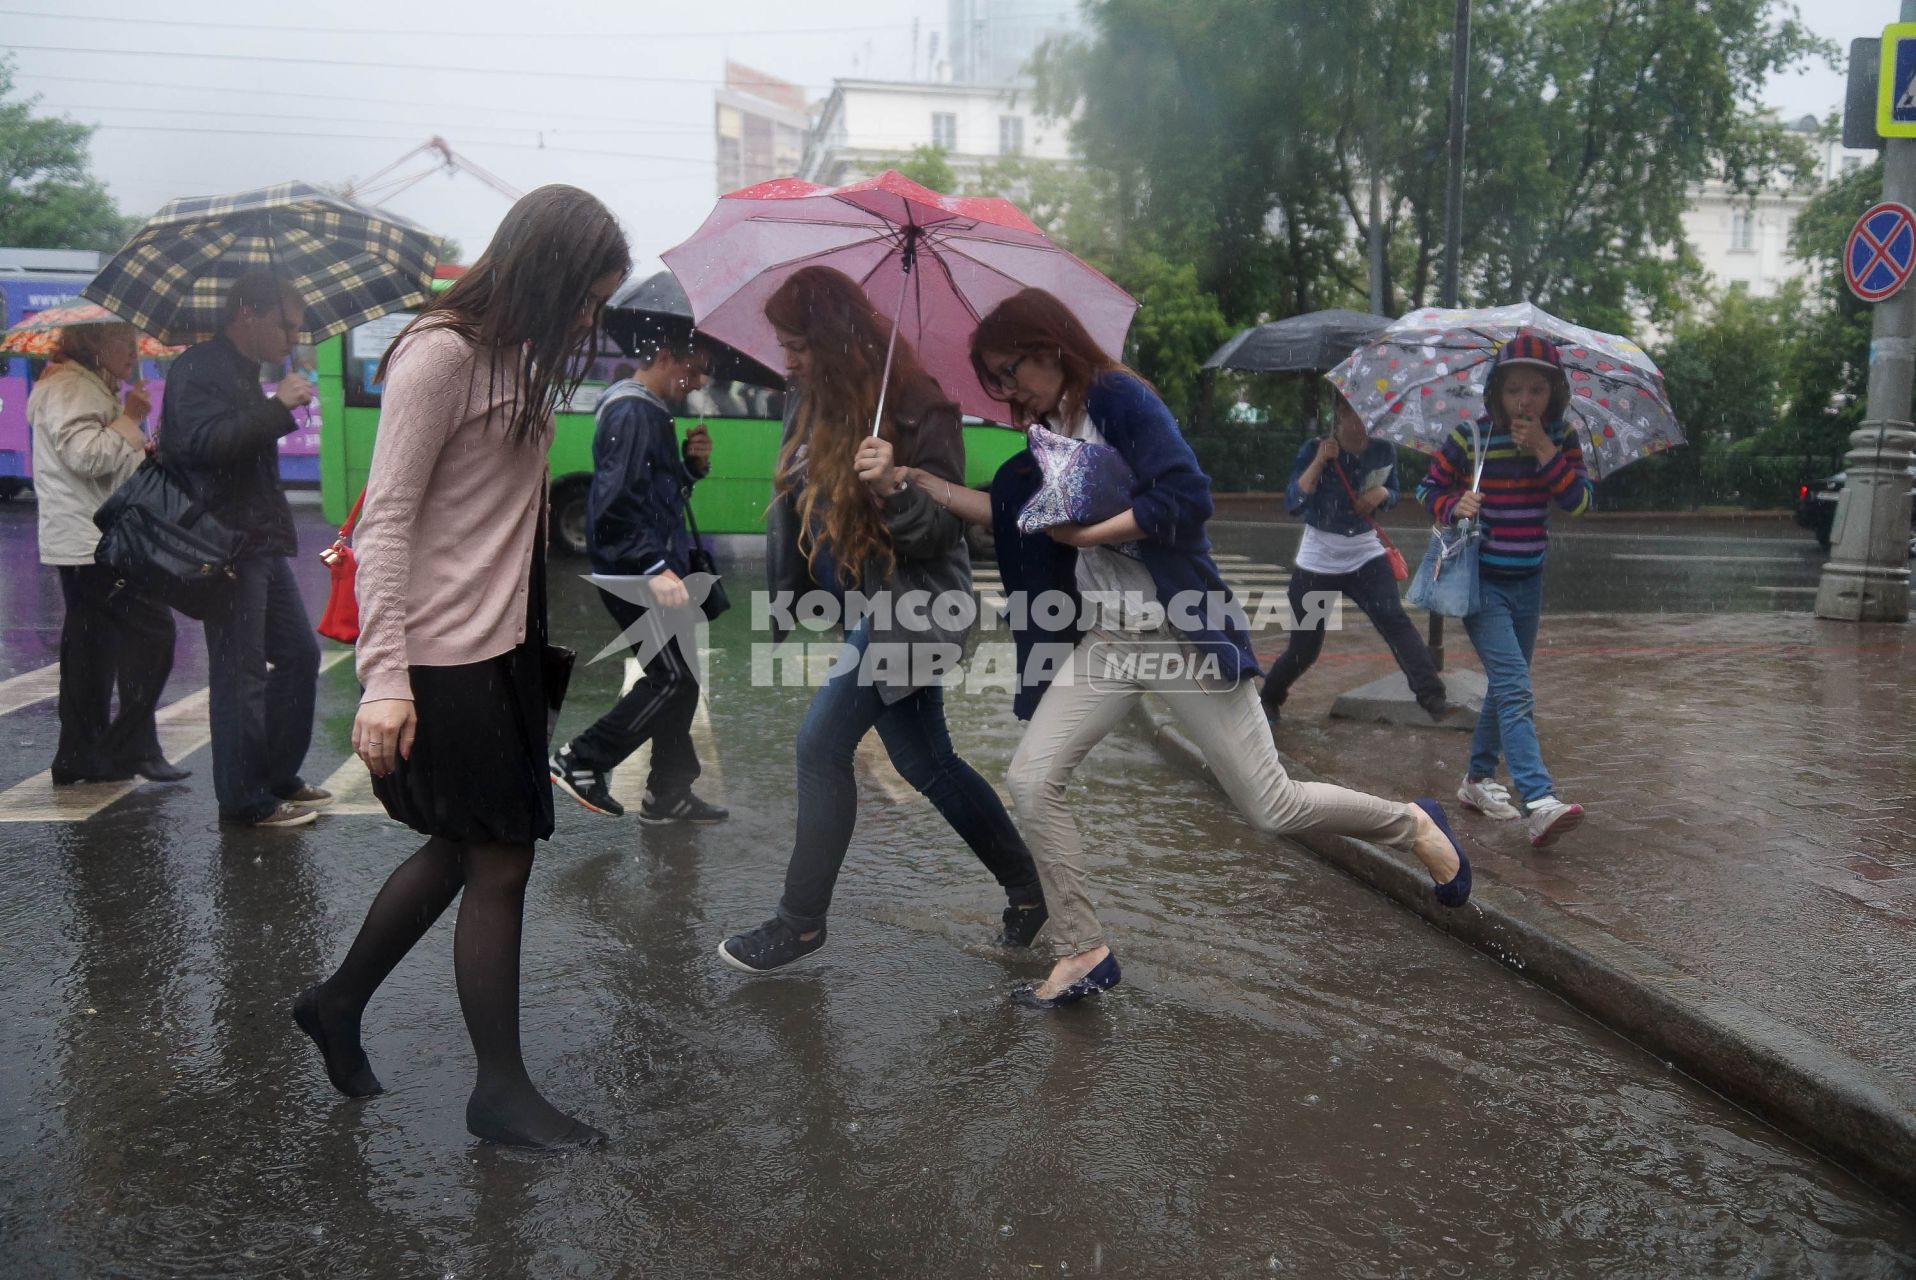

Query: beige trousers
<box><xmin>1005</xmin><ymin>632</ymin><xmax>1420</xmax><ymax>956</ymax></box>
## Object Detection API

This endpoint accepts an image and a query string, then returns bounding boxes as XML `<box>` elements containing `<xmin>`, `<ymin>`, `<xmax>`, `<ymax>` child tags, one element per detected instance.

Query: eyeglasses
<box><xmin>987</xmin><ymin>352</ymin><xmax>1029</xmax><ymax>392</ymax></box>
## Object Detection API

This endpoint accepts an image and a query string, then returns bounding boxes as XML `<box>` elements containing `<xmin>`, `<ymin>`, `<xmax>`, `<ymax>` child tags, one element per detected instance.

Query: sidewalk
<box><xmin>1135</xmin><ymin>607</ymin><xmax>1916</xmax><ymax>1207</ymax></box>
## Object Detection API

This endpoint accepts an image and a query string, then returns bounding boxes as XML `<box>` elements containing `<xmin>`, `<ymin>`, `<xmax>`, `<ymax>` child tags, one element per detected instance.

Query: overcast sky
<box><xmin>2</xmin><ymin>0</ymin><xmax>1896</xmax><ymax>275</ymax></box>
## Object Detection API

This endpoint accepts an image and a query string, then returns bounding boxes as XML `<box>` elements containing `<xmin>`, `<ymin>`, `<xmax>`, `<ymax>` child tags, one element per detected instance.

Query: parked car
<box><xmin>1796</xmin><ymin>463</ymin><xmax>1916</xmax><ymax>552</ymax></box>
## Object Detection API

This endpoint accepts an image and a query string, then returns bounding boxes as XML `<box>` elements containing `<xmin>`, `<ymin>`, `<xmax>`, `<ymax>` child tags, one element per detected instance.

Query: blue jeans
<box><xmin>777</xmin><ymin>624</ymin><xmax>1043</xmax><ymax>932</ymax></box>
<box><xmin>202</xmin><ymin>556</ymin><xmax>320</xmax><ymax>821</ymax></box>
<box><xmin>1461</xmin><ymin>573</ymin><xmax>1553</xmax><ymax>805</ymax></box>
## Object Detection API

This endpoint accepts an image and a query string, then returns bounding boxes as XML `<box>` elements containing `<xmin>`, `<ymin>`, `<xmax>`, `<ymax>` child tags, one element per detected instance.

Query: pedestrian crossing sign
<box><xmin>1877</xmin><ymin>24</ymin><xmax>1916</xmax><ymax>137</ymax></box>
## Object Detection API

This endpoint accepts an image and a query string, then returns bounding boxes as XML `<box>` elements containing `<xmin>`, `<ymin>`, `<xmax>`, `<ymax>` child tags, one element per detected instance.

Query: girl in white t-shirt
<box><xmin>1260</xmin><ymin>388</ymin><xmax>1449</xmax><ymax>727</ymax></box>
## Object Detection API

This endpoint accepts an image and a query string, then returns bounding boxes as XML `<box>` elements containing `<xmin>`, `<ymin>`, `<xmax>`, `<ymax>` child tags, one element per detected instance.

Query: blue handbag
<box><xmin>1407</xmin><ymin>418</ymin><xmax>1485</xmax><ymax>618</ymax></box>
<box><xmin>1407</xmin><ymin>519</ymin><xmax>1481</xmax><ymax>618</ymax></box>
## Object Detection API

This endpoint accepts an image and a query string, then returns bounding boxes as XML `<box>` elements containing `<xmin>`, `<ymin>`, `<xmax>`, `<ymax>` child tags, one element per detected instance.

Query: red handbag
<box><xmin>1332</xmin><ymin>449</ymin><xmax>1409</xmax><ymax>582</ymax></box>
<box><xmin>315</xmin><ymin>489</ymin><xmax>367</xmax><ymax>644</ymax></box>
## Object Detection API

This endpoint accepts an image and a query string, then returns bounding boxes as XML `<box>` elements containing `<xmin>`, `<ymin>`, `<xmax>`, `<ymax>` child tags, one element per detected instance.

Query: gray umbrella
<box><xmin>1203</xmin><ymin>309</ymin><xmax>1392</xmax><ymax>374</ymax></box>
<box><xmin>604</xmin><ymin>270</ymin><xmax>782</xmax><ymax>388</ymax></box>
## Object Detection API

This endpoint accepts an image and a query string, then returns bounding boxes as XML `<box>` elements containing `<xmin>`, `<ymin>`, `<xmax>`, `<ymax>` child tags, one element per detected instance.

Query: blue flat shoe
<box><xmin>1012</xmin><ymin>952</ymin><xmax>1121</xmax><ymax>1009</ymax></box>
<box><xmin>1414</xmin><ymin>799</ymin><xmax>1472</xmax><ymax>908</ymax></box>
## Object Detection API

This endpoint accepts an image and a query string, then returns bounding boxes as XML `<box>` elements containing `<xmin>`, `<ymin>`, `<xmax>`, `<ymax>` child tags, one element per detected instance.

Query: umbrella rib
<box><xmin>926</xmin><ymin>241</ymin><xmax>1051</xmax><ymax>296</ymax></box>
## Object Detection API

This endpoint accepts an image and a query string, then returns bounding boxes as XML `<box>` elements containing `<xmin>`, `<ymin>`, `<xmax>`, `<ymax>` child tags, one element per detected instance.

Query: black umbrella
<box><xmin>604</xmin><ymin>270</ymin><xmax>782</xmax><ymax>389</ymax></box>
<box><xmin>1203</xmin><ymin>309</ymin><xmax>1392</xmax><ymax>375</ymax></box>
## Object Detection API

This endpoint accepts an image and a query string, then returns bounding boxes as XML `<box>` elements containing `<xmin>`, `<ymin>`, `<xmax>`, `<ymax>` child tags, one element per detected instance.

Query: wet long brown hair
<box><xmin>968</xmin><ymin>287</ymin><xmax>1148</xmax><ymax>425</ymax></box>
<box><xmin>767</xmin><ymin>265</ymin><xmax>940</xmax><ymax>587</ymax></box>
<box><xmin>379</xmin><ymin>185</ymin><xmax>630</xmax><ymax>445</ymax></box>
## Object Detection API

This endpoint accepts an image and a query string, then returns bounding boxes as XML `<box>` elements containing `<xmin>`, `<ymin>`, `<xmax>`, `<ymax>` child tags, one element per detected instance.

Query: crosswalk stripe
<box><xmin>0</xmin><ymin>650</ymin><xmax>352</xmax><ymax>823</ymax></box>
<box><xmin>0</xmin><ymin>662</ymin><xmax>63</xmax><ymax>719</ymax></box>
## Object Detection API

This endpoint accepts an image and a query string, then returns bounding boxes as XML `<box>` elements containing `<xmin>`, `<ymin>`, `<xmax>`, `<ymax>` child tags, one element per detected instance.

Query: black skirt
<box><xmin>372</xmin><ymin>540</ymin><xmax>555</xmax><ymax>844</ymax></box>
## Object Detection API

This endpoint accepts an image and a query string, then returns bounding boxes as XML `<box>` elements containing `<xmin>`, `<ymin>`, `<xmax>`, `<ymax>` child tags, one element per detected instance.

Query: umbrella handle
<box><xmin>870</xmin><ymin>228</ymin><xmax>918</xmax><ymax>440</ymax></box>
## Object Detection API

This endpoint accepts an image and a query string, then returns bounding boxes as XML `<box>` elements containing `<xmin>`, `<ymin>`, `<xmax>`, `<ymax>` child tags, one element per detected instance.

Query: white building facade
<box><xmin>1682</xmin><ymin>117</ymin><xmax>1877</xmax><ymax>298</ymax></box>
<box><xmin>800</xmin><ymin>79</ymin><xmax>1073</xmax><ymax>189</ymax></box>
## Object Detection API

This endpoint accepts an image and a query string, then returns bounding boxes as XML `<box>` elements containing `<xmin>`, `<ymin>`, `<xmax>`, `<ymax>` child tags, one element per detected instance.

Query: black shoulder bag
<box><xmin>93</xmin><ymin>455</ymin><xmax>244</xmax><ymax>619</ymax></box>
<box><xmin>683</xmin><ymin>488</ymin><xmax>731</xmax><ymax>621</ymax></box>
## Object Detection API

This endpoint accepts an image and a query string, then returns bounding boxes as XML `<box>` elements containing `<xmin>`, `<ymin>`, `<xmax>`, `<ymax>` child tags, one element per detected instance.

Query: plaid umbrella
<box><xmin>83</xmin><ymin>181</ymin><xmax>438</xmax><ymax>346</ymax></box>
<box><xmin>1</xmin><ymin>303</ymin><xmax>182</xmax><ymax>358</ymax></box>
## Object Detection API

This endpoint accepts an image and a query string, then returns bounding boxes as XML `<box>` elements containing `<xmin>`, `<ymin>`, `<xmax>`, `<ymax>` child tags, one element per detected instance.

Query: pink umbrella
<box><xmin>661</xmin><ymin>170</ymin><xmax>1137</xmax><ymax>430</ymax></box>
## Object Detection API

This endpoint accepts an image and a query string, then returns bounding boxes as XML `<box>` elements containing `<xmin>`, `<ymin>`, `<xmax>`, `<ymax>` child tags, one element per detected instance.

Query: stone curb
<box><xmin>1130</xmin><ymin>695</ymin><xmax>1916</xmax><ymax>1213</ymax></box>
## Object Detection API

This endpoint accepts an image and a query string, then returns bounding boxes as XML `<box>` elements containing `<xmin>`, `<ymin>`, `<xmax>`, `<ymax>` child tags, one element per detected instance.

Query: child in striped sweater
<box><xmin>1417</xmin><ymin>331</ymin><xmax>1592</xmax><ymax>848</ymax></box>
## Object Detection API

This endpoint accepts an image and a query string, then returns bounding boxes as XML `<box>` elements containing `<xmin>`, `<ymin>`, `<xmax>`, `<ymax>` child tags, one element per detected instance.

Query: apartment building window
<box><xmin>1730</xmin><ymin>208</ymin><xmax>1755</xmax><ymax>253</ymax></box>
<box><xmin>932</xmin><ymin>112</ymin><xmax>958</xmax><ymax>150</ymax></box>
<box><xmin>999</xmin><ymin>114</ymin><xmax>1025</xmax><ymax>155</ymax></box>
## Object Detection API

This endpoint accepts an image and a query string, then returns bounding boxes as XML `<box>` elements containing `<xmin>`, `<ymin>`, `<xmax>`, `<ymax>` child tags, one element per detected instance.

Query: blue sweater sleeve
<box><xmin>1283</xmin><ymin>439</ymin><xmax>1321</xmax><ymax>518</ymax></box>
<box><xmin>1089</xmin><ymin>374</ymin><xmax>1213</xmax><ymax>550</ymax></box>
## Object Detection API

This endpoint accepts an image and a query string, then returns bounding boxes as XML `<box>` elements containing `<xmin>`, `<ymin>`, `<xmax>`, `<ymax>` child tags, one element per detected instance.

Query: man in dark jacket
<box><xmin>159</xmin><ymin>271</ymin><xmax>327</xmax><ymax>828</ymax></box>
<box><xmin>550</xmin><ymin>335</ymin><xmax>727</xmax><ymax>823</ymax></box>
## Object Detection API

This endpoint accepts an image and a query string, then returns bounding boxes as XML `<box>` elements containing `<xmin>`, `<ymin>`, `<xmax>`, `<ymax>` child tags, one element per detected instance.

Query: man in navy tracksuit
<box><xmin>549</xmin><ymin>336</ymin><xmax>728</xmax><ymax>823</ymax></box>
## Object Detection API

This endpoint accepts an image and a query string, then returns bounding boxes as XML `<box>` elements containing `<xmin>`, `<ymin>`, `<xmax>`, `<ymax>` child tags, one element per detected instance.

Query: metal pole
<box><xmin>1429</xmin><ymin>0</ymin><xmax>1472</xmax><ymax>670</ymax></box>
<box><xmin>871</xmin><ymin>229</ymin><xmax>917</xmax><ymax>439</ymax></box>
<box><xmin>1816</xmin><ymin>3</ymin><xmax>1916</xmax><ymax>622</ymax></box>
<box><xmin>1441</xmin><ymin>0</ymin><xmax>1471</xmax><ymax>310</ymax></box>
<box><xmin>1368</xmin><ymin>168</ymin><xmax>1386</xmax><ymax>317</ymax></box>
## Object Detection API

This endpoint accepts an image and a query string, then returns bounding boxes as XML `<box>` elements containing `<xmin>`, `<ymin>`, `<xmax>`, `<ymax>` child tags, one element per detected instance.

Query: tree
<box><xmin>877</xmin><ymin>144</ymin><xmax>956</xmax><ymax>194</ymax></box>
<box><xmin>1773</xmin><ymin>154</ymin><xmax>1881</xmax><ymax>461</ymax></box>
<box><xmin>0</xmin><ymin>57</ymin><xmax>136</xmax><ymax>251</ymax></box>
<box><xmin>1037</xmin><ymin>0</ymin><xmax>1831</xmax><ymax>339</ymax></box>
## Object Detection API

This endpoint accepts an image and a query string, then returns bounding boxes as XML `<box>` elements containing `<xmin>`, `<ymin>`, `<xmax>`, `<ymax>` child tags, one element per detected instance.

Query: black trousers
<box><xmin>1261</xmin><ymin>556</ymin><xmax>1445</xmax><ymax>708</ymax></box>
<box><xmin>565</xmin><ymin>592</ymin><xmax>701</xmax><ymax>799</ymax></box>
<box><xmin>54</xmin><ymin>563</ymin><xmax>176</xmax><ymax>778</ymax></box>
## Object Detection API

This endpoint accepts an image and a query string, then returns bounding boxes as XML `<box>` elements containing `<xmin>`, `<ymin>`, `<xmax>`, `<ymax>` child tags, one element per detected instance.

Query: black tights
<box><xmin>309</xmin><ymin>837</ymin><xmax>582</xmax><ymax>1142</ymax></box>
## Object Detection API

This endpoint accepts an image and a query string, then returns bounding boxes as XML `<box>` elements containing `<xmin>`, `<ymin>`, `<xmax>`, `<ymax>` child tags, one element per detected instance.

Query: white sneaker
<box><xmin>1525</xmin><ymin>796</ymin><xmax>1584</xmax><ymax>848</ymax></box>
<box><xmin>1457</xmin><ymin>777</ymin><xmax>1521</xmax><ymax>821</ymax></box>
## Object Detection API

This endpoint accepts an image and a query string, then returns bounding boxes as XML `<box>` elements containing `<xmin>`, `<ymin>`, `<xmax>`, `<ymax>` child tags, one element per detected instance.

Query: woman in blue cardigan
<box><xmin>903</xmin><ymin>289</ymin><xmax>1473</xmax><ymax>1010</ymax></box>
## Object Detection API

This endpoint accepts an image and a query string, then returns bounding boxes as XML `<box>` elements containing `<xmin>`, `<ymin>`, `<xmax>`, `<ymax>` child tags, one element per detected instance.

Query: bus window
<box><xmin>343</xmin><ymin>311</ymin><xmax>416</xmax><ymax>408</ymax></box>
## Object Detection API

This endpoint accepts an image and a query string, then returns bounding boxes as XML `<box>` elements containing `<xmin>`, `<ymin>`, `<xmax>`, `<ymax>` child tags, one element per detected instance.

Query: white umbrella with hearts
<box><xmin>1326</xmin><ymin>302</ymin><xmax>1682</xmax><ymax>481</ymax></box>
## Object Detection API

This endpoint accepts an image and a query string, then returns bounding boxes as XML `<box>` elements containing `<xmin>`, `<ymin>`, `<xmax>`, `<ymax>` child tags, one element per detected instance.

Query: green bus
<box><xmin>315</xmin><ymin>312</ymin><xmax>1024</xmax><ymax>554</ymax></box>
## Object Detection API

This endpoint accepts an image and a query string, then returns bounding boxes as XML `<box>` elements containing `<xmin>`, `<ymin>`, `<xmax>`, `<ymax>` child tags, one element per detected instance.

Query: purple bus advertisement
<box><xmin>0</xmin><ymin>272</ymin><xmax>321</xmax><ymax>498</ymax></box>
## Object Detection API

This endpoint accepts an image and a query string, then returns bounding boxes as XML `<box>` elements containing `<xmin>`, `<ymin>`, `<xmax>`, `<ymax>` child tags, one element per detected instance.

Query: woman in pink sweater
<box><xmin>292</xmin><ymin>187</ymin><xmax>630</xmax><ymax>1150</ymax></box>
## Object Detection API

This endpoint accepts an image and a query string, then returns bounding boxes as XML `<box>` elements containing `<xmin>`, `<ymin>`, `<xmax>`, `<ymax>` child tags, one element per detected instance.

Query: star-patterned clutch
<box><xmin>1016</xmin><ymin>422</ymin><xmax>1140</xmax><ymax>555</ymax></box>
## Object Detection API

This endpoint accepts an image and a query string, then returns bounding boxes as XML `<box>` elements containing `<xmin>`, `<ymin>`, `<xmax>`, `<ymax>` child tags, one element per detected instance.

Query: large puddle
<box><xmin>0</xmin><ymin>530</ymin><xmax>1910</xmax><ymax>1276</ymax></box>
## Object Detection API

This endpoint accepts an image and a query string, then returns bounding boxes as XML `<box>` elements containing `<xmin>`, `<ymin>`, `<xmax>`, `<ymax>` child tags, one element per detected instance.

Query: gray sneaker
<box><xmin>252</xmin><ymin>802</ymin><xmax>319</xmax><ymax>829</ymax></box>
<box><xmin>1457</xmin><ymin>776</ymin><xmax>1521</xmax><ymax>820</ymax></box>
<box><xmin>1525</xmin><ymin>796</ymin><xmax>1584</xmax><ymax>848</ymax></box>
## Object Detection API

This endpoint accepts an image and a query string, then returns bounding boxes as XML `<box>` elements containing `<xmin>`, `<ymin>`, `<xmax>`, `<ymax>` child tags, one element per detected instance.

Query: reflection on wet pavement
<box><xmin>0</xmin><ymin>509</ymin><xmax>1911</xmax><ymax>1275</ymax></box>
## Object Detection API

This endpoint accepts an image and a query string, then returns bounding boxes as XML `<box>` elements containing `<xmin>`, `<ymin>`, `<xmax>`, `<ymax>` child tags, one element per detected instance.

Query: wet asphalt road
<box><xmin>1212</xmin><ymin>513</ymin><xmax>1839</xmax><ymax>616</ymax></box>
<box><xmin>1</xmin><ymin>503</ymin><xmax>1913</xmax><ymax>1278</ymax></box>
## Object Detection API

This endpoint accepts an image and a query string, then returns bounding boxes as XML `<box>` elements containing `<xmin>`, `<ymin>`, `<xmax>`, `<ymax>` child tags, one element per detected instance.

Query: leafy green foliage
<box><xmin>878</xmin><ymin>145</ymin><xmax>958</xmax><ymax>194</ymax></box>
<box><xmin>0</xmin><ymin>57</ymin><xmax>137</xmax><ymax>251</ymax></box>
<box><xmin>1029</xmin><ymin>0</ymin><xmax>1828</xmax><ymax>354</ymax></box>
<box><xmin>1774</xmin><ymin>155</ymin><xmax>1881</xmax><ymax>459</ymax></box>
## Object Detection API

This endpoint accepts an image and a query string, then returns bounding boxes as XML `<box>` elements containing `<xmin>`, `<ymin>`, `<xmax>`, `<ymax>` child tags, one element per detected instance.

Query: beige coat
<box><xmin>27</xmin><ymin>361</ymin><xmax>144</xmax><ymax>566</ymax></box>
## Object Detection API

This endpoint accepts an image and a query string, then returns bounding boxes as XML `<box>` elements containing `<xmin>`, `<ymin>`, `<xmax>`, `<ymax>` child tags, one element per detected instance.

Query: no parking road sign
<box><xmin>1846</xmin><ymin>201</ymin><xmax>1916</xmax><ymax>303</ymax></box>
